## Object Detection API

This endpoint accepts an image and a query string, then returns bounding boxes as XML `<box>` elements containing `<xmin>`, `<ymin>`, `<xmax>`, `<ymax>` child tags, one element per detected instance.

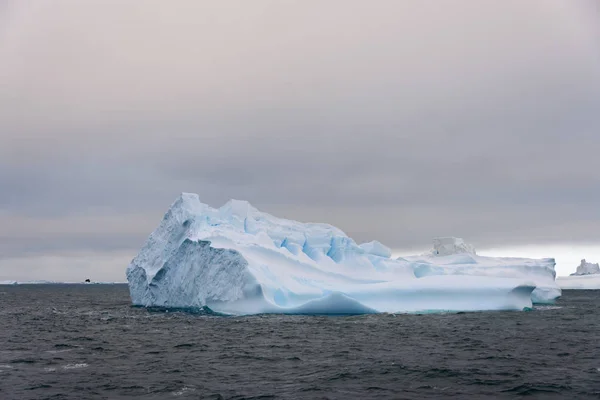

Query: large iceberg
<box><xmin>126</xmin><ymin>194</ymin><xmax>560</xmax><ymax>315</ymax></box>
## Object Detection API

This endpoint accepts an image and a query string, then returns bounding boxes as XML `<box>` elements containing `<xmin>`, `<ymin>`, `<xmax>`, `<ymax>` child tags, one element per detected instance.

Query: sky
<box><xmin>1</xmin><ymin>0</ymin><xmax>599</xmax><ymax>280</ymax></box>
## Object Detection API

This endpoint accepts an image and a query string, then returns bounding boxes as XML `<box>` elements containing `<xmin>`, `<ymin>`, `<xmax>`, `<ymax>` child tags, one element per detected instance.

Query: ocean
<box><xmin>1</xmin><ymin>284</ymin><xmax>599</xmax><ymax>399</ymax></box>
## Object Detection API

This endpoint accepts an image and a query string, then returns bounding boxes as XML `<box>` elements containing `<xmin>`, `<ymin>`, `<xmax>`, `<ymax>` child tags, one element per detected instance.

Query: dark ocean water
<box><xmin>1</xmin><ymin>285</ymin><xmax>599</xmax><ymax>400</ymax></box>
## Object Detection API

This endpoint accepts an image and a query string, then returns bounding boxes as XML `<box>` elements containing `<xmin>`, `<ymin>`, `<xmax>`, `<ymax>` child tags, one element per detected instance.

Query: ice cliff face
<box><xmin>571</xmin><ymin>259</ymin><xmax>600</xmax><ymax>276</ymax></box>
<box><xmin>126</xmin><ymin>193</ymin><xmax>560</xmax><ymax>315</ymax></box>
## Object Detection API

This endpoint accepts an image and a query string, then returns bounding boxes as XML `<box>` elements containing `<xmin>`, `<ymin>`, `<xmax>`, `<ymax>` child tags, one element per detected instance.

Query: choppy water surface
<box><xmin>1</xmin><ymin>285</ymin><xmax>599</xmax><ymax>399</ymax></box>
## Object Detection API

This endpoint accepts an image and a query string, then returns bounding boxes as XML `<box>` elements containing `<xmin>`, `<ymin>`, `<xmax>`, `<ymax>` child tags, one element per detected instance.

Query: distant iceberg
<box><xmin>126</xmin><ymin>193</ymin><xmax>560</xmax><ymax>315</ymax></box>
<box><xmin>429</xmin><ymin>237</ymin><xmax>476</xmax><ymax>256</ymax></box>
<box><xmin>571</xmin><ymin>259</ymin><xmax>600</xmax><ymax>276</ymax></box>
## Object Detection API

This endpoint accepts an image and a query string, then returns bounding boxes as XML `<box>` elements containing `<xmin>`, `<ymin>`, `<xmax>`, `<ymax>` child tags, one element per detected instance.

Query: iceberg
<box><xmin>126</xmin><ymin>194</ymin><xmax>560</xmax><ymax>315</ymax></box>
<box><xmin>571</xmin><ymin>259</ymin><xmax>600</xmax><ymax>276</ymax></box>
<box><xmin>430</xmin><ymin>237</ymin><xmax>476</xmax><ymax>256</ymax></box>
<box><xmin>556</xmin><ymin>259</ymin><xmax>600</xmax><ymax>289</ymax></box>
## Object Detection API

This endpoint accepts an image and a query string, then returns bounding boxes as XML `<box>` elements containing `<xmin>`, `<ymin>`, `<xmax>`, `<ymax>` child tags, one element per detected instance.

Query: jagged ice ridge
<box><xmin>571</xmin><ymin>259</ymin><xmax>600</xmax><ymax>276</ymax></box>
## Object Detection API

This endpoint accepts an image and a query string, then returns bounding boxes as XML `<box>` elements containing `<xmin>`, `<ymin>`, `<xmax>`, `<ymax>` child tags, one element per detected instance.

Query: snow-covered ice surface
<box><xmin>402</xmin><ymin>239</ymin><xmax>560</xmax><ymax>305</ymax></box>
<box><xmin>126</xmin><ymin>194</ymin><xmax>560</xmax><ymax>315</ymax></box>
<box><xmin>558</xmin><ymin>275</ymin><xmax>600</xmax><ymax>289</ymax></box>
<box><xmin>556</xmin><ymin>259</ymin><xmax>600</xmax><ymax>289</ymax></box>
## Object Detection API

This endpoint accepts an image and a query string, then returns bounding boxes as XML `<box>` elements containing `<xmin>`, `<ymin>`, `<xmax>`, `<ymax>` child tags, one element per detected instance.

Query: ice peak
<box><xmin>219</xmin><ymin>199</ymin><xmax>258</xmax><ymax>219</ymax></box>
<box><xmin>170</xmin><ymin>192</ymin><xmax>201</xmax><ymax>208</ymax></box>
<box><xmin>164</xmin><ymin>192</ymin><xmax>206</xmax><ymax>218</ymax></box>
<box><xmin>180</xmin><ymin>192</ymin><xmax>199</xmax><ymax>199</ymax></box>
<box><xmin>571</xmin><ymin>259</ymin><xmax>600</xmax><ymax>276</ymax></box>
<box><xmin>359</xmin><ymin>240</ymin><xmax>392</xmax><ymax>258</ymax></box>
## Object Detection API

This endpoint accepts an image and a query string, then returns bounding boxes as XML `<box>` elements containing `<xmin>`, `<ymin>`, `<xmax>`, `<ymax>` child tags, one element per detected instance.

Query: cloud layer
<box><xmin>1</xmin><ymin>1</ymin><xmax>599</xmax><ymax>278</ymax></box>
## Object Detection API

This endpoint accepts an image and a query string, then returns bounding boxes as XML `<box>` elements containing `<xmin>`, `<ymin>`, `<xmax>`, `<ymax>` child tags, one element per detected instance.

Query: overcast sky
<box><xmin>1</xmin><ymin>1</ymin><xmax>599</xmax><ymax>280</ymax></box>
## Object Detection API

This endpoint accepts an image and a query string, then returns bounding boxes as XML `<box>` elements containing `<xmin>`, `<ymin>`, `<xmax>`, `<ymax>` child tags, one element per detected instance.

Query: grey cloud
<box><xmin>0</xmin><ymin>212</ymin><xmax>158</xmax><ymax>258</ymax></box>
<box><xmin>0</xmin><ymin>1</ymin><xmax>599</xmax><ymax>273</ymax></box>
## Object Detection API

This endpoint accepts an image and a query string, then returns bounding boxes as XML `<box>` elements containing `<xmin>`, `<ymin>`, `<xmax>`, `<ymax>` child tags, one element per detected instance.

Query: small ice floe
<box><xmin>172</xmin><ymin>386</ymin><xmax>196</xmax><ymax>396</ymax></box>
<box><xmin>62</xmin><ymin>363</ymin><xmax>89</xmax><ymax>370</ymax></box>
